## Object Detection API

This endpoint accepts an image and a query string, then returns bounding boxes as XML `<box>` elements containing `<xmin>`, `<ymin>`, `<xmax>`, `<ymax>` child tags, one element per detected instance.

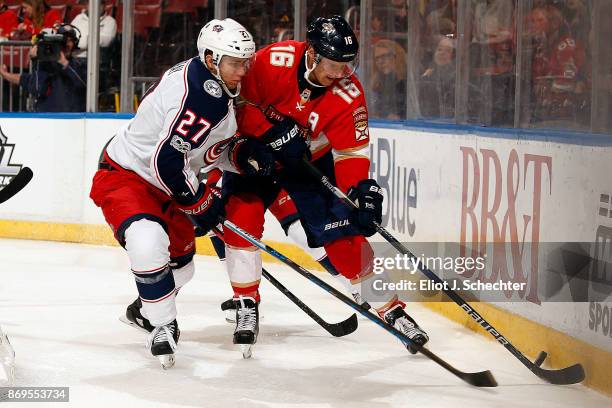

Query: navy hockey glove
<box><xmin>260</xmin><ymin>118</ymin><xmax>311</xmax><ymax>171</ymax></box>
<box><xmin>230</xmin><ymin>137</ymin><xmax>275</xmax><ymax>176</ymax></box>
<box><xmin>348</xmin><ymin>179</ymin><xmax>384</xmax><ymax>237</ymax></box>
<box><xmin>177</xmin><ymin>184</ymin><xmax>225</xmax><ymax>235</ymax></box>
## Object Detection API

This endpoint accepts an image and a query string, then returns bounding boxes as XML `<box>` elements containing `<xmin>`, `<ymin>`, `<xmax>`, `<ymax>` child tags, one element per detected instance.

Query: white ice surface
<box><xmin>0</xmin><ymin>239</ymin><xmax>609</xmax><ymax>408</ymax></box>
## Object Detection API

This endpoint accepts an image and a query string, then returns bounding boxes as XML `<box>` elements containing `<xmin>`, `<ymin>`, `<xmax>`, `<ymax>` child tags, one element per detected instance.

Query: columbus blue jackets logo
<box><xmin>204</xmin><ymin>138</ymin><xmax>233</xmax><ymax>165</ymax></box>
<box><xmin>204</xmin><ymin>80</ymin><xmax>222</xmax><ymax>98</ymax></box>
<box><xmin>0</xmin><ymin>127</ymin><xmax>24</xmax><ymax>190</ymax></box>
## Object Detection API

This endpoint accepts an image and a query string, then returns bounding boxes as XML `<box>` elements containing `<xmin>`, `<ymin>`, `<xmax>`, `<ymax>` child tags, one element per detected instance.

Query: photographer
<box><xmin>0</xmin><ymin>25</ymin><xmax>86</xmax><ymax>112</ymax></box>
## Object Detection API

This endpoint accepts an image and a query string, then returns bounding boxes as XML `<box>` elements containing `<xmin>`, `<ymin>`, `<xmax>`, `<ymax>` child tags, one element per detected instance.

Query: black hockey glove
<box><xmin>230</xmin><ymin>137</ymin><xmax>275</xmax><ymax>176</ymax></box>
<box><xmin>348</xmin><ymin>179</ymin><xmax>384</xmax><ymax>237</ymax></box>
<box><xmin>176</xmin><ymin>183</ymin><xmax>225</xmax><ymax>235</ymax></box>
<box><xmin>260</xmin><ymin>118</ymin><xmax>311</xmax><ymax>171</ymax></box>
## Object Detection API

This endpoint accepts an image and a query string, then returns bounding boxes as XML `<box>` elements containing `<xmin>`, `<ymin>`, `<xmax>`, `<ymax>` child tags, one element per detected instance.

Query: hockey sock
<box><xmin>226</xmin><ymin>246</ymin><xmax>262</xmax><ymax>302</ymax></box>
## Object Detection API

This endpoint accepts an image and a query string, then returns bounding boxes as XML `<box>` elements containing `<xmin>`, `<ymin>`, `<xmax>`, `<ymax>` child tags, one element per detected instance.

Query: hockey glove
<box><xmin>260</xmin><ymin>118</ymin><xmax>311</xmax><ymax>171</ymax></box>
<box><xmin>177</xmin><ymin>184</ymin><xmax>225</xmax><ymax>235</ymax></box>
<box><xmin>230</xmin><ymin>137</ymin><xmax>275</xmax><ymax>176</ymax></box>
<box><xmin>348</xmin><ymin>179</ymin><xmax>384</xmax><ymax>237</ymax></box>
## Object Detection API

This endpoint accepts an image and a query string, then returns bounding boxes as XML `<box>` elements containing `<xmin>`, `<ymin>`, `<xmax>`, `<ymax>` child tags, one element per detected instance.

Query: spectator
<box><xmin>0</xmin><ymin>25</ymin><xmax>86</xmax><ymax>112</ymax></box>
<box><xmin>0</xmin><ymin>1</ymin><xmax>18</xmax><ymax>40</ymax></box>
<box><xmin>70</xmin><ymin>0</ymin><xmax>117</xmax><ymax>60</ymax></box>
<box><xmin>419</xmin><ymin>35</ymin><xmax>456</xmax><ymax>119</ymax></box>
<box><xmin>473</xmin><ymin>0</ymin><xmax>514</xmax><ymax>46</ymax></box>
<box><xmin>528</xmin><ymin>5</ymin><xmax>587</xmax><ymax>124</ymax></box>
<box><xmin>469</xmin><ymin>13</ymin><xmax>515</xmax><ymax>126</ymax></box>
<box><xmin>425</xmin><ymin>0</ymin><xmax>457</xmax><ymax>35</ymax></box>
<box><xmin>391</xmin><ymin>0</ymin><xmax>408</xmax><ymax>32</ymax></box>
<box><xmin>11</xmin><ymin>0</ymin><xmax>62</xmax><ymax>40</ymax></box>
<box><xmin>561</xmin><ymin>0</ymin><xmax>590</xmax><ymax>47</ymax></box>
<box><xmin>371</xmin><ymin>8</ymin><xmax>385</xmax><ymax>44</ymax></box>
<box><xmin>370</xmin><ymin>39</ymin><xmax>407</xmax><ymax>120</ymax></box>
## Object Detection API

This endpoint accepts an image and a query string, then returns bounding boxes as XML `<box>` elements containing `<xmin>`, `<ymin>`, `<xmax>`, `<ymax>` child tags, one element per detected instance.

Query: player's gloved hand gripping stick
<box><xmin>300</xmin><ymin>158</ymin><xmax>585</xmax><ymax>386</ymax></box>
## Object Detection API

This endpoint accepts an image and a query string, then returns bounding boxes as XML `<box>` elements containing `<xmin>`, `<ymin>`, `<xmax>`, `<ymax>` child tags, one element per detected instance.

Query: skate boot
<box><xmin>222</xmin><ymin>297</ymin><xmax>264</xmax><ymax>324</ymax></box>
<box><xmin>233</xmin><ymin>296</ymin><xmax>259</xmax><ymax>359</ymax></box>
<box><xmin>350</xmin><ymin>292</ymin><xmax>371</xmax><ymax>311</ymax></box>
<box><xmin>383</xmin><ymin>305</ymin><xmax>429</xmax><ymax>354</ymax></box>
<box><xmin>120</xmin><ymin>297</ymin><xmax>154</xmax><ymax>333</ymax></box>
<box><xmin>221</xmin><ymin>298</ymin><xmax>236</xmax><ymax>323</ymax></box>
<box><xmin>147</xmin><ymin>320</ymin><xmax>180</xmax><ymax>369</ymax></box>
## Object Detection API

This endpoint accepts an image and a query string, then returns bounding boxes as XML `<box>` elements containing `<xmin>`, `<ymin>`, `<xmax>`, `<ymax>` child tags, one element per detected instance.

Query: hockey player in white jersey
<box><xmin>90</xmin><ymin>18</ymin><xmax>272</xmax><ymax>368</ymax></box>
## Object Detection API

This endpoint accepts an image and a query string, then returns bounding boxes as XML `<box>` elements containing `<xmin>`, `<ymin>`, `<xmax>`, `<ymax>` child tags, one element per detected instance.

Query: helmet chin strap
<box><xmin>304</xmin><ymin>53</ymin><xmax>326</xmax><ymax>88</ymax></box>
<box><xmin>211</xmin><ymin>57</ymin><xmax>241</xmax><ymax>98</ymax></box>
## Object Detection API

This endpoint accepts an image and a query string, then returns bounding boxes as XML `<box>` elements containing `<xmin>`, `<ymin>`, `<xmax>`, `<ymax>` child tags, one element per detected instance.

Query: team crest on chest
<box><xmin>204</xmin><ymin>80</ymin><xmax>222</xmax><ymax>98</ymax></box>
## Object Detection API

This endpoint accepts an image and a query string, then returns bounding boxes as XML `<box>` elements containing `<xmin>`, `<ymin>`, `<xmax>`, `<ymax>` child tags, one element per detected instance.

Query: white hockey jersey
<box><xmin>106</xmin><ymin>57</ymin><xmax>238</xmax><ymax>202</ymax></box>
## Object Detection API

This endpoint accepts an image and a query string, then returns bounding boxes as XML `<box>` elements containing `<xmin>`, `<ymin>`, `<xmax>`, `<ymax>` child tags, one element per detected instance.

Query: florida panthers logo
<box><xmin>204</xmin><ymin>138</ymin><xmax>233</xmax><ymax>165</ymax></box>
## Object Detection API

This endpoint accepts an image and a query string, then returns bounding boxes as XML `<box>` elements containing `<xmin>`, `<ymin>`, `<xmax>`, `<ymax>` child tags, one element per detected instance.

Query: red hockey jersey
<box><xmin>237</xmin><ymin>40</ymin><xmax>370</xmax><ymax>193</ymax></box>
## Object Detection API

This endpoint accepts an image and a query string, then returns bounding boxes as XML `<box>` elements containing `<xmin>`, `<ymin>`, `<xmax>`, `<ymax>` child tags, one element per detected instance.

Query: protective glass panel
<box><xmin>590</xmin><ymin>0</ymin><xmax>612</xmax><ymax>133</ymax></box>
<box><xmin>129</xmin><ymin>0</ymin><xmax>213</xmax><ymax>112</ymax></box>
<box><xmin>414</xmin><ymin>0</ymin><xmax>458</xmax><ymax>121</ymax></box>
<box><xmin>465</xmin><ymin>0</ymin><xmax>516</xmax><ymax>127</ymax></box>
<box><xmin>518</xmin><ymin>0</ymin><xmax>592</xmax><ymax>130</ymax></box>
<box><xmin>228</xmin><ymin>0</ymin><xmax>294</xmax><ymax>47</ymax></box>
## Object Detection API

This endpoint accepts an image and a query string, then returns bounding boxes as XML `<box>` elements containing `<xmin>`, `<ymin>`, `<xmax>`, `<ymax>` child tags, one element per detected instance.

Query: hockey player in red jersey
<box><xmin>222</xmin><ymin>15</ymin><xmax>429</xmax><ymax>355</ymax></box>
<box><xmin>89</xmin><ymin>18</ymin><xmax>273</xmax><ymax>368</ymax></box>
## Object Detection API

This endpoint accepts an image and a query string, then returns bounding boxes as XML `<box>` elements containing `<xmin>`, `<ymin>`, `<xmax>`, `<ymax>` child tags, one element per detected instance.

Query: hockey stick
<box><xmin>222</xmin><ymin>219</ymin><xmax>497</xmax><ymax>387</ymax></box>
<box><xmin>301</xmin><ymin>158</ymin><xmax>585</xmax><ymax>385</ymax></box>
<box><xmin>0</xmin><ymin>167</ymin><xmax>33</xmax><ymax>204</ymax></box>
<box><xmin>211</xmin><ymin>227</ymin><xmax>358</xmax><ymax>337</ymax></box>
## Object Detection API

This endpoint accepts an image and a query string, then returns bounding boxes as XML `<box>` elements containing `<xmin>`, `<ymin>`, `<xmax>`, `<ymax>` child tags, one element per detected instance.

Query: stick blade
<box><xmin>533</xmin><ymin>363</ymin><xmax>585</xmax><ymax>385</ymax></box>
<box><xmin>325</xmin><ymin>313</ymin><xmax>358</xmax><ymax>337</ymax></box>
<box><xmin>460</xmin><ymin>370</ymin><xmax>498</xmax><ymax>387</ymax></box>
<box><xmin>0</xmin><ymin>167</ymin><xmax>33</xmax><ymax>204</ymax></box>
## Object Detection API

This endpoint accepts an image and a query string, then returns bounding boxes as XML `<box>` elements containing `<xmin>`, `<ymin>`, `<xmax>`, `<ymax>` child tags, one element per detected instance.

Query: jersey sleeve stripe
<box><xmin>153</xmin><ymin>59</ymin><xmax>191</xmax><ymax>196</ymax></box>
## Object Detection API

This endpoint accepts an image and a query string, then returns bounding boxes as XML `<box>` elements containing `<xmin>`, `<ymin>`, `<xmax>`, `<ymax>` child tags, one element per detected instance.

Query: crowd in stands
<box><xmin>0</xmin><ymin>0</ymin><xmax>607</xmax><ymax>134</ymax></box>
<box><xmin>366</xmin><ymin>0</ymin><xmax>602</xmax><ymax>130</ymax></box>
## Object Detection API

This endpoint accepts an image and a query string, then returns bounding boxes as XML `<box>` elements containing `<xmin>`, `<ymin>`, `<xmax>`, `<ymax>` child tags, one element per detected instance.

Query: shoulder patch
<box><xmin>170</xmin><ymin>135</ymin><xmax>192</xmax><ymax>153</ymax></box>
<box><xmin>204</xmin><ymin>80</ymin><xmax>222</xmax><ymax>98</ymax></box>
<box><xmin>353</xmin><ymin>106</ymin><xmax>369</xmax><ymax>142</ymax></box>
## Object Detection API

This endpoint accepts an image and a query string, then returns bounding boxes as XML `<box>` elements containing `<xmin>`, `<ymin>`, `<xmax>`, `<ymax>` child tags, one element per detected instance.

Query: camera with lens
<box><xmin>35</xmin><ymin>31</ymin><xmax>67</xmax><ymax>63</ymax></box>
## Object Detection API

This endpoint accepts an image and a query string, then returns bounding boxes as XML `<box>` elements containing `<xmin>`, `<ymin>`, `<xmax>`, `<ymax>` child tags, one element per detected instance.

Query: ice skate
<box><xmin>120</xmin><ymin>297</ymin><xmax>154</xmax><ymax>333</ymax></box>
<box><xmin>222</xmin><ymin>297</ymin><xmax>264</xmax><ymax>324</ymax></box>
<box><xmin>233</xmin><ymin>297</ymin><xmax>259</xmax><ymax>359</ymax></box>
<box><xmin>0</xmin><ymin>327</ymin><xmax>15</xmax><ymax>386</ymax></box>
<box><xmin>350</xmin><ymin>292</ymin><xmax>371</xmax><ymax>311</ymax></box>
<box><xmin>147</xmin><ymin>320</ymin><xmax>180</xmax><ymax>369</ymax></box>
<box><xmin>221</xmin><ymin>298</ymin><xmax>236</xmax><ymax>323</ymax></box>
<box><xmin>383</xmin><ymin>305</ymin><xmax>429</xmax><ymax>354</ymax></box>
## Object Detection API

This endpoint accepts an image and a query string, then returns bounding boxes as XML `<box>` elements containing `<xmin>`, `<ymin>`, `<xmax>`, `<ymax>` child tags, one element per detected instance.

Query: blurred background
<box><xmin>0</xmin><ymin>0</ymin><xmax>609</xmax><ymax>134</ymax></box>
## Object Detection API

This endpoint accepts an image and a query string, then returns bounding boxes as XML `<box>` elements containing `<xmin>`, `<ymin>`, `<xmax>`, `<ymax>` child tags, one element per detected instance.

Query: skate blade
<box><xmin>240</xmin><ymin>344</ymin><xmax>253</xmax><ymax>359</ymax></box>
<box><xmin>119</xmin><ymin>315</ymin><xmax>150</xmax><ymax>333</ymax></box>
<box><xmin>157</xmin><ymin>354</ymin><xmax>175</xmax><ymax>369</ymax></box>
